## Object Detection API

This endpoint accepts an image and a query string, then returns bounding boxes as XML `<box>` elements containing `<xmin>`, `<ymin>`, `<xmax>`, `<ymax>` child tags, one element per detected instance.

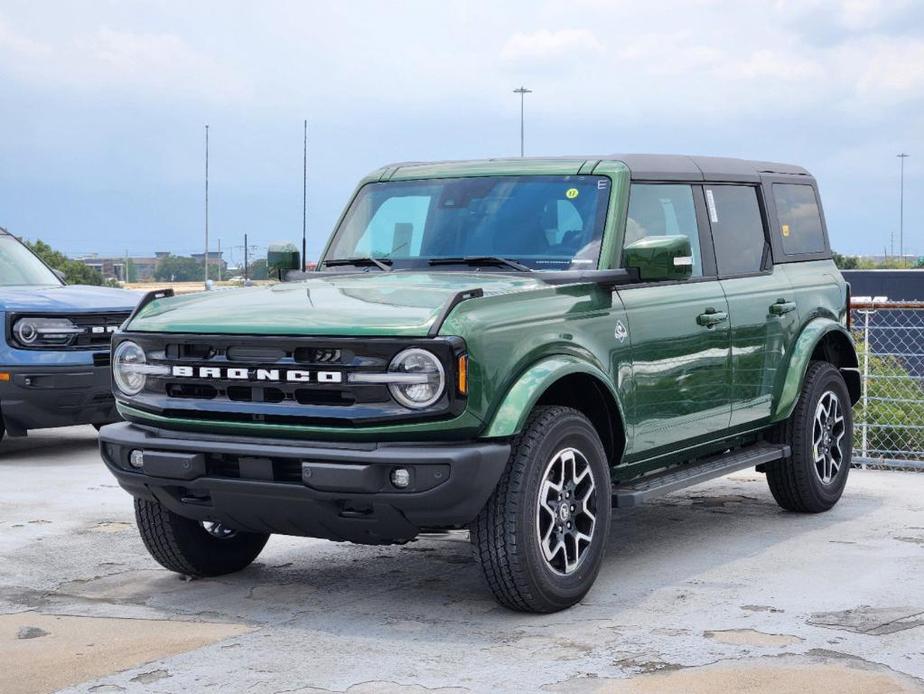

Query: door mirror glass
<box><xmin>624</xmin><ymin>235</ymin><xmax>693</xmax><ymax>282</ymax></box>
<box><xmin>267</xmin><ymin>242</ymin><xmax>301</xmax><ymax>280</ymax></box>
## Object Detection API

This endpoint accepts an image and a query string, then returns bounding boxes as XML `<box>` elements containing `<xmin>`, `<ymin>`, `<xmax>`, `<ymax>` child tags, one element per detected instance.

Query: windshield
<box><xmin>324</xmin><ymin>175</ymin><xmax>610</xmax><ymax>271</ymax></box>
<box><xmin>0</xmin><ymin>236</ymin><xmax>62</xmax><ymax>287</ymax></box>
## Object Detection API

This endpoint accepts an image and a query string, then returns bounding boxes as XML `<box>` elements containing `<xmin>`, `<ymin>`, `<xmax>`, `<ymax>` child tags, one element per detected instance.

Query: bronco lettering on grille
<box><xmin>171</xmin><ymin>365</ymin><xmax>343</xmax><ymax>384</ymax></box>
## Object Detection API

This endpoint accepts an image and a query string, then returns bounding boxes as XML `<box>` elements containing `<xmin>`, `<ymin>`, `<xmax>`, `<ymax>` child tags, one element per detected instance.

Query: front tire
<box><xmin>471</xmin><ymin>406</ymin><xmax>612</xmax><ymax>613</ymax></box>
<box><xmin>134</xmin><ymin>498</ymin><xmax>269</xmax><ymax>577</ymax></box>
<box><xmin>766</xmin><ymin>361</ymin><xmax>852</xmax><ymax>513</ymax></box>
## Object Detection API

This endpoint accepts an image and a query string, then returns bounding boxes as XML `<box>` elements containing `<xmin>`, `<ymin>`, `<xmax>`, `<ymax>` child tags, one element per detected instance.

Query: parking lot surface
<box><xmin>2</xmin><ymin>426</ymin><xmax>923</xmax><ymax>693</ymax></box>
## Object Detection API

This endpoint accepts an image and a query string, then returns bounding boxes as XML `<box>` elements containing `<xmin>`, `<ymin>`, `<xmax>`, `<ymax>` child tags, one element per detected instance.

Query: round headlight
<box><xmin>14</xmin><ymin>319</ymin><xmax>38</xmax><ymax>344</ymax></box>
<box><xmin>113</xmin><ymin>341</ymin><xmax>147</xmax><ymax>396</ymax></box>
<box><xmin>387</xmin><ymin>348</ymin><xmax>445</xmax><ymax>409</ymax></box>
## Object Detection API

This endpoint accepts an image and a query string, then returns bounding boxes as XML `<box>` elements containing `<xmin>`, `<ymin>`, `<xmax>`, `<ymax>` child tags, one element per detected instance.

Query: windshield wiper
<box><xmin>428</xmin><ymin>256</ymin><xmax>531</xmax><ymax>272</ymax></box>
<box><xmin>324</xmin><ymin>257</ymin><xmax>393</xmax><ymax>272</ymax></box>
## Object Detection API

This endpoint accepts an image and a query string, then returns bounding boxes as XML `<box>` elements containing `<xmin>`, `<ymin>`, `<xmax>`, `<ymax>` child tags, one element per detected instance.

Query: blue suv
<box><xmin>0</xmin><ymin>229</ymin><xmax>139</xmax><ymax>441</ymax></box>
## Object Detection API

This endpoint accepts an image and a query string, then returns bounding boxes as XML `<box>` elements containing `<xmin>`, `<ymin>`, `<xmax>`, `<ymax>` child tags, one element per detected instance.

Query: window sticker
<box><xmin>705</xmin><ymin>189</ymin><xmax>718</xmax><ymax>223</ymax></box>
<box><xmin>781</xmin><ymin>223</ymin><xmax>791</xmax><ymax>237</ymax></box>
<box><xmin>565</xmin><ymin>187</ymin><xmax>579</xmax><ymax>199</ymax></box>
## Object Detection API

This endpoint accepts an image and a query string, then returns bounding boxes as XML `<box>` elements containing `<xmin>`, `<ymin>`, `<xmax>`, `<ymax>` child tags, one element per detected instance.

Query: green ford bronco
<box><xmin>100</xmin><ymin>154</ymin><xmax>859</xmax><ymax>612</ymax></box>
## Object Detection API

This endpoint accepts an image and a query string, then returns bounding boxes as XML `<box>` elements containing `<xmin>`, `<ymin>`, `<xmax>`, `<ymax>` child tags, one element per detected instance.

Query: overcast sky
<box><xmin>1</xmin><ymin>0</ymin><xmax>922</xmax><ymax>263</ymax></box>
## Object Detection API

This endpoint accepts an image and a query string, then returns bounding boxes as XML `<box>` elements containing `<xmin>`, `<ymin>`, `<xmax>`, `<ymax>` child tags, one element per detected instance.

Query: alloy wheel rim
<box><xmin>202</xmin><ymin>521</ymin><xmax>237</xmax><ymax>539</ymax></box>
<box><xmin>536</xmin><ymin>447</ymin><xmax>597</xmax><ymax>575</ymax></box>
<box><xmin>813</xmin><ymin>391</ymin><xmax>845</xmax><ymax>485</ymax></box>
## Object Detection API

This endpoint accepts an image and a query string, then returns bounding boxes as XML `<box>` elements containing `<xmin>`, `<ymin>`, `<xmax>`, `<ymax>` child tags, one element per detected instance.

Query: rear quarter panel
<box><xmin>771</xmin><ymin>259</ymin><xmax>854</xmax><ymax>420</ymax></box>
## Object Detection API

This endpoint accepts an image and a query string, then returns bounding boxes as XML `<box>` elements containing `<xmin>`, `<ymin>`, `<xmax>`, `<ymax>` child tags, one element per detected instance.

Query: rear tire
<box><xmin>470</xmin><ymin>406</ymin><xmax>611</xmax><ymax>613</ymax></box>
<box><xmin>134</xmin><ymin>498</ymin><xmax>269</xmax><ymax>577</ymax></box>
<box><xmin>766</xmin><ymin>361</ymin><xmax>852</xmax><ymax>513</ymax></box>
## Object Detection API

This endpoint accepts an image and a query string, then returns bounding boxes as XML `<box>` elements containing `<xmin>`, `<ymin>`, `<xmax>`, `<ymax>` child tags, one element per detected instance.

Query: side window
<box><xmin>354</xmin><ymin>195</ymin><xmax>431</xmax><ymax>257</ymax></box>
<box><xmin>706</xmin><ymin>185</ymin><xmax>768</xmax><ymax>276</ymax></box>
<box><xmin>773</xmin><ymin>184</ymin><xmax>826</xmax><ymax>254</ymax></box>
<box><xmin>625</xmin><ymin>184</ymin><xmax>703</xmax><ymax>277</ymax></box>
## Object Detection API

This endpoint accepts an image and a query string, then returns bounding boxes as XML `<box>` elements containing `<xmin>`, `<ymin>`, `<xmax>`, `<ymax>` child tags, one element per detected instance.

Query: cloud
<box><xmin>0</xmin><ymin>16</ymin><xmax>51</xmax><ymax>59</ymax></box>
<box><xmin>77</xmin><ymin>27</ymin><xmax>251</xmax><ymax>100</ymax></box>
<box><xmin>0</xmin><ymin>17</ymin><xmax>250</xmax><ymax>103</ymax></box>
<box><xmin>501</xmin><ymin>29</ymin><xmax>604</xmax><ymax>65</ymax></box>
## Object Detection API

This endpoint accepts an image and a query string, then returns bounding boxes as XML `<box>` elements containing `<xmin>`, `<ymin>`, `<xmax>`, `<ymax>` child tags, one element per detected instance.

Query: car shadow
<box><xmin>38</xmin><ymin>472</ymin><xmax>879</xmax><ymax>644</ymax></box>
<box><xmin>0</xmin><ymin>425</ymin><xmax>100</xmax><ymax>464</ymax></box>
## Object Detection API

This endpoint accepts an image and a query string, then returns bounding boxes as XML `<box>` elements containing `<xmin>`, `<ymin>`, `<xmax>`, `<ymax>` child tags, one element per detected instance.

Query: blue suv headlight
<box><xmin>12</xmin><ymin>317</ymin><xmax>82</xmax><ymax>347</ymax></box>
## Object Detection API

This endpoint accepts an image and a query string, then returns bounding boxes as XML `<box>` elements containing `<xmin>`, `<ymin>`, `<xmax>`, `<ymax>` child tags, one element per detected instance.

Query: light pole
<box><xmin>898</xmin><ymin>153</ymin><xmax>909</xmax><ymax>267</ymax></box>
<box><xmin>204</xmin><ymin>124</ymin><xmax>210</xmax><ymax>288</ymax></box>
<box><xmin>513</xmin><ymin>86</ymin><xmax>532</xmax><ymax>157</ymax></box>
<box><xmin>302</xmin><ymin>119</ymin><xmax>308</xmax><ymax>271</ymax></box>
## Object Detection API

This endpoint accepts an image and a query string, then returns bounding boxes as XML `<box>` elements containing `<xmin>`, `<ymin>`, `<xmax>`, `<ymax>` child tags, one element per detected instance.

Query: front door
<box><xmin>618</xmin><ymin>183</ymin><xmax>732</xmax><ymax>459</ymax></box>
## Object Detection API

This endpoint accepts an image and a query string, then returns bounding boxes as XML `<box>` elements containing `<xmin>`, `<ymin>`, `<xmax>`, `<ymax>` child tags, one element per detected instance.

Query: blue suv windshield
<box><xmin>0</xmin><ymin>236</ymin><xmax>63</xmax><ymax>287</ymax></box>
<box><xmin>324</xmin><ymin>175</ymin><xmax>610</xmax><ymax>271</ymax></box>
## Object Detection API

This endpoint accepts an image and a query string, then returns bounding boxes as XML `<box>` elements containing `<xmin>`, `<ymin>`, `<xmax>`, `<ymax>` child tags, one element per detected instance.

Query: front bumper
<box><xmin>99</xmin><ymin>422</ymin><xmax>511</xmax><ymax>544</ymax></box>
<box><xmin>0</xmin><ymin>363</ymin><xmax>118</xmax><ymax>435</ymax></box>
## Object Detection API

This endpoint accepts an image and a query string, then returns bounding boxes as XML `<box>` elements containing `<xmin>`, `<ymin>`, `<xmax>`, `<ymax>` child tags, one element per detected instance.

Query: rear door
<box><xmin>617</xmin><ymin>183</ymin><xmax>732</xmax><ymax>458</ymax></box>
<box><xmin>706</xmin><ymin>184</ymin><xmax>798</xmax><ymax>427</ymax></box>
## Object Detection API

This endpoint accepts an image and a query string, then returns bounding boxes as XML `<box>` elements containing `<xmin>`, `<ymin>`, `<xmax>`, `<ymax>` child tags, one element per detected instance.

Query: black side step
<box><xmin>612</xmin><ymin>443</ymin><xmax>790</xmax><ymax>508</ymax></box>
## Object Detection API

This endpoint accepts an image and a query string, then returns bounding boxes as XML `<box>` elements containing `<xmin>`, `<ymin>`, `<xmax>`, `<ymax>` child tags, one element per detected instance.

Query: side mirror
<box><xmin>267</xmin><ymin>243</ymin><xmax>301</xmax><ymax>281</ymax></box>
<box><xmin>52</xmin><ymin>268</ymin><xmax>67</xmax><ymax>284</ymax></box>
<box><xmin>623</xmin><ymin>235</ymin><xmax>693</xmax><ymax>282</ymax></box>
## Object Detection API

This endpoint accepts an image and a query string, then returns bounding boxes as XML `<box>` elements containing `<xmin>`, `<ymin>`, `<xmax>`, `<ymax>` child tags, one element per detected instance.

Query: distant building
<box><xmin>78</xmin><ymin>251</ymin><xmax>226</xmax><ymax>282</ymax></box>
<box><xmin>190</xmin><ymin>252</ymin><xmax>228</xmax><ymax>276</ymax></box>
<box><xmin>78</xmin><ymin>253</ymin><xmax>165</xmax><ymax>281</ymax></box>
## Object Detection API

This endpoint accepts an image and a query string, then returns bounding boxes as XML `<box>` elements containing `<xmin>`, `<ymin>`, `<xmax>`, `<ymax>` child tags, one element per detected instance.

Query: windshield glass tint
<box><xmin>0</xmin><ymin>236</ymin><xmax>62</xmax><ymax>287</ymax></box>
<box><xmin>325</xmin><ymin>175</ymin><xmax>610</xmax><ymax>270</ymax></box>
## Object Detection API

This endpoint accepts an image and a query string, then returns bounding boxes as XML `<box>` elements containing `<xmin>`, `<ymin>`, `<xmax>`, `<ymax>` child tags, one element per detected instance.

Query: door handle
<box><xmin>770</xmin><ymin>299</ymin><xmax>797</xmax><ymax>316</ymax></box>
<box><xmin>697</xmin><ymin>308</ymin><xmax>728</xmax><ymax>327</ymax></box>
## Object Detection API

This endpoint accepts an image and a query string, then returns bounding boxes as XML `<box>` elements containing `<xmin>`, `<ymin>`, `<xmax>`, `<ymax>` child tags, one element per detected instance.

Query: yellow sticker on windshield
<box><xmin>782</xmin><ymin>224</ymin><xmax>791</xmax><ymax>237</ymax></box>
<box><xmin>565</xmin><ymin>187</ymin><xmax>579</xmax><ymax>199</ymax></box>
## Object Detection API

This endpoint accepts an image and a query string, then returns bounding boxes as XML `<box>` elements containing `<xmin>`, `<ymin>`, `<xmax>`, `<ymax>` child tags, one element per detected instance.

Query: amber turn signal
<box><xmin>457</xmin><ymin>355</ymin><xmax>468</xmax><ymax>395</ymax></box>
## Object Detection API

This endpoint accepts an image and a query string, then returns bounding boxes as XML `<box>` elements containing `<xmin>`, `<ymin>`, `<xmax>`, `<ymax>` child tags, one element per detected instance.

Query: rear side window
<box><xmin>773</xmin><ymin>184</ymin><xmax>826</xmax><ymax>254</ymax></box>
<box><xmin>706</xmin><ymin>185</ymin><xmax>768</xmax><ymax>276</ymax></box>
<box><xmin>625</xmin><ymin>184</ymin><xmax>703</xmax><ymax>277</ymax></box>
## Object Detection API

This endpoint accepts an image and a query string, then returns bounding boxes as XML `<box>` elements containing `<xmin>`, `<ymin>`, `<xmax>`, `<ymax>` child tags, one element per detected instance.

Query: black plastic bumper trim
<box><xmin>0</xmin><ymin>362</ymin><xmax>118</xmax><ymax>434</ymax></box>
<box><xmin>99</xmin><ymin>421</ymin><xmax>510</xmax><ymax>544</ymax></box>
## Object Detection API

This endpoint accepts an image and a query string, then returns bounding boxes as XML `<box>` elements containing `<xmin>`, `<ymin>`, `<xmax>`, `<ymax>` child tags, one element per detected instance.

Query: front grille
<box><xmin>70</xmin><ymin>313</ymin><xmax>130</xmax><ymax>348</ymax></box>
<box><xmin>119</xmin><ymin>333</ymin><xmax>466</xmax><ymax>427</ymax></box>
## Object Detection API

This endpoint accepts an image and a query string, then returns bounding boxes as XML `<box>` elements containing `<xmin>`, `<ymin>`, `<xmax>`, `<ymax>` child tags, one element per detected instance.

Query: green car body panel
<box><xmin>112</xmin><ymin>154</ymin><xmax>857</xmax><ymax>484</ymax></box>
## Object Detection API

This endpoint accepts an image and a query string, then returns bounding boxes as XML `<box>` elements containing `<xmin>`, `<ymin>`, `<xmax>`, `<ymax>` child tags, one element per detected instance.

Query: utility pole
<box><xmin>302</xmin><ymin>119</ymin><xmax>308</xmax><ymax>271</ymax></box>
<box><xmin>204</xmin><ymin>124</ymin><xmax>210</xmax><ymax>288</ymax></box>
<box><xmin>243</xmin><ymin>233</ymin><xmax>249</xmax><ymax>282</ymax></box>
<box><xmin>217</xmin><ymin>238</ymin><xmax>222</xmax><ymax>281</ymax></box>
<box><xmin>898</xmin><ymin>153</ymin><xmax>910</xmax><ymax>267</ymax></box>
<box><xmin>513</xmin><ymin>86</ymin><xmax>532</xmax><ymax>157</ymax></box>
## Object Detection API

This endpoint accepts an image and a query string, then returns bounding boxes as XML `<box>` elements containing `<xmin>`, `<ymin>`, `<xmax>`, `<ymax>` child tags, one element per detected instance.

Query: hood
<box><xmin>0</xmin><ymin>284</ymin><xmax>141</xmax><ymax>314</ymax></box>
<box><xmin>128</xmin><ymin>272</ymin><xmax>550</xmax><ymax>337</ymax></box>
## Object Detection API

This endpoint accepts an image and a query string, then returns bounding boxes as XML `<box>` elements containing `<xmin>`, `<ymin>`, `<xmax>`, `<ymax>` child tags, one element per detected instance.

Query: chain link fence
<box><xmin>850</xmin><ymin>300</ymin><xmax>924</xmax><ymax>471</ymax></box>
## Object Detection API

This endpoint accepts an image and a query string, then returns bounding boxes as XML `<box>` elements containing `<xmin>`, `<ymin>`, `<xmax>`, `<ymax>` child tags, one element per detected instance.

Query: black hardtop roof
<box><xmin>609</xmin><ymin>153</ymin><xmax>810</xmax><ymax>181</ymax></box>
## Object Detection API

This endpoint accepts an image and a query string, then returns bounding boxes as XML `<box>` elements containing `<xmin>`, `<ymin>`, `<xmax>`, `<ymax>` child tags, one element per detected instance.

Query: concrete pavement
<box><xmin>1</xmin><ymin>426</ymin><xmax>922</xmax><ymax>693</ymax></box>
